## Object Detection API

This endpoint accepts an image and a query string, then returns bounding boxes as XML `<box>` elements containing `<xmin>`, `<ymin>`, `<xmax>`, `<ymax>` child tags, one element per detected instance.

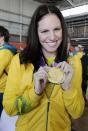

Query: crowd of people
<box><xmin>0</xmin><ymin>4</ymin><xmax>87</xmax><ymax>131</ymax></box>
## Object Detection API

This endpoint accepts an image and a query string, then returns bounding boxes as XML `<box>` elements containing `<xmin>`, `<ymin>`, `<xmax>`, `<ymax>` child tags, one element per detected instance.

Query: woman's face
<box><xmin>38</xmin><ymin>13</ymin><xmax>62</xmax><ymax>56</ymax></box>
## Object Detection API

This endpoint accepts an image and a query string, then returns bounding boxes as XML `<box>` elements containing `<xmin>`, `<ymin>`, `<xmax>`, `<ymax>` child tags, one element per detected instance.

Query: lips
<box><xmin>47</xmin><ymin>43</ymin><xmax>57</xmax><ymax>47</ymax></box>
<box><xmin>46</xmin><ymin>41</ymin><xmax>61</xmax><ymax>48</ymax></box>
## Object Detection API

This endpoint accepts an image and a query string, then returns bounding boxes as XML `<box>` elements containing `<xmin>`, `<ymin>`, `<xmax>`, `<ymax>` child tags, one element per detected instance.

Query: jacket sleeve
<box><xmin>0</xmin><ymin>50</ymin><xmax>13</xmax><ymax>76</ymax></box>
<box><xmin>3</xmin><ymin>54</ymin><xmax>43</xmax><ymax>116</ymax></box>
<box><xmin>62</xmin><ymin>54</ymin><xmax>85</xmax><ymax>119</ymax></box>
<box><xmin>0</xmin><ymin>50</ymin><xmax>13</xmax><ymax>92</ymax></box>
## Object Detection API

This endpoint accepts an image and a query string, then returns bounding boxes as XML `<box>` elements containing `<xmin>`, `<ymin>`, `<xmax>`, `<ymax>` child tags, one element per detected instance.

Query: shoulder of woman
<box><xmin>11</xmin><ymin>53</ymin><xmax>34</xmax><ymax>71</ymax></box>
<box><xmin>11</xmin><ymin>53</ymin><xmax>20</xmax><ymax>61</ymax></box>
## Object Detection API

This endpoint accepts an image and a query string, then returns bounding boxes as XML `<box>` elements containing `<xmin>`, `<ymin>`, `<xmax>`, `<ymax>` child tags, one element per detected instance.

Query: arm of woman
<box><xmin>62</xmin><ymin>55</ymin><xmax>85</xmax><ymax>119</ymax></box>
<box><xmin>3</xmin><ymin>54</ymin><xmax>43</xmax><ymax>116</ymax></box>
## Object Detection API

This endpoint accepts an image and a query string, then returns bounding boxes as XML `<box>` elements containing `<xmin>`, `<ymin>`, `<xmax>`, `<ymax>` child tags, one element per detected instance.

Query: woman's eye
<box><xmin>41</xmin><ymin>30</ymin><xmax>48</xmax><ymax>33</ymax></box>
<box><xmin>54</xmin><ymin>28</ymin><xmax>61</xmax><ymax>31</ymax></box>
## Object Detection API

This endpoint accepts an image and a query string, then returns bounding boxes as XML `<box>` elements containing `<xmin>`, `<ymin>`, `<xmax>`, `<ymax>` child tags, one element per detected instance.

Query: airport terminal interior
<box><xmin>0</xmin><ymin>0</ymin><xmax>88</xmax><ymax>131</ymax></box>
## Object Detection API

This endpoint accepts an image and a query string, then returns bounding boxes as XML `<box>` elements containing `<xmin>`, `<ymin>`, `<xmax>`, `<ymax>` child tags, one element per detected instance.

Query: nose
<box><xmin>49</xmin><ymin>31</ymin><xmax>56</xmax><ymax>40</ymax></box>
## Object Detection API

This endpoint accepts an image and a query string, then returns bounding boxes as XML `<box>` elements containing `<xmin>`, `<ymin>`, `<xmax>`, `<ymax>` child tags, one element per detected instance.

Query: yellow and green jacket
<box><xmin>0</xmin><ymin>44</ymin><xmax>17</xmax><ymax>92</ymax></box>
<box><xmin>3</xmin><ymin>53</ymin><xmax>84</xmax><ymax>131</ymax></box>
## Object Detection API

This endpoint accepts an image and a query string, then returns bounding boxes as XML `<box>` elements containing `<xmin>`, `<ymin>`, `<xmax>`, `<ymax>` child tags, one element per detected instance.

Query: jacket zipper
<box><xmin>46</xmin><ymin>101</ymin><xmax>50</xmax><ymax>131</ymax></box>
<box><xmin>45</xmin><ymin>83</ymin><xmax>55</xmax><ymax>131</ymax></box>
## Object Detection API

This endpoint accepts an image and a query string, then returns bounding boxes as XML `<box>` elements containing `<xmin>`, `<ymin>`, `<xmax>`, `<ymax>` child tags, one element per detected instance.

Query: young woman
<box><xmin>3</xmin><ymin>5</ymin><xmax>84</xmax><ymax>131</ymax></box>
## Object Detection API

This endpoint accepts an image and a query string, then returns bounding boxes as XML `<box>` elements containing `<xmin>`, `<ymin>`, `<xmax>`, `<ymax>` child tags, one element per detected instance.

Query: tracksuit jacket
<box><xmin>3</xmin><ymin>53</ymin><xmax>84</xmax><ymax>131</ymax></box>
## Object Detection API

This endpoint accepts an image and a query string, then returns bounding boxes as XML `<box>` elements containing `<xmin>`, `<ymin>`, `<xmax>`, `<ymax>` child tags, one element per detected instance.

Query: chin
<box><xmin>48</xmin><ymin>50</ymin><xmax>57</xmax><ymax>53</ymax></box>
<box><xmin>49</xmin><ymin>48</ymin><xmax>58</xmax><ymax>52</ymax></box>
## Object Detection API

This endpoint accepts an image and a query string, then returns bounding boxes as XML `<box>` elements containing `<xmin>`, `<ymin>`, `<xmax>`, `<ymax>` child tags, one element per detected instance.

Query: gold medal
<box><xmin>48</xmin><ymin>67</ymin><xmax>65</xmax><ymax>84</ymax></box>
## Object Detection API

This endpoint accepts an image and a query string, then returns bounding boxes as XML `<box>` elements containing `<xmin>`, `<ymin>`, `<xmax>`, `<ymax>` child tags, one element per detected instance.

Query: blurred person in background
<box><xmin>81</xmin><ymin>48</ymin><xmax>88</xmax><ymax>100</ymax></box>
<box><xmin>0</xmin><ymin>26</ymin><xmax>17</xmax><ymax>116</ymax></box>
<box><xmin>0</xmin><ymin>26</ymin><xmax>17</xmax><ymax>131</ymax></box>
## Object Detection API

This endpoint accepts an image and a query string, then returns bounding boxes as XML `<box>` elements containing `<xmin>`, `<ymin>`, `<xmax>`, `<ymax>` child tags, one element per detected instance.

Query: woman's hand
<box><xmin>57</xmin><ymin>61</ymin><xmax>73</xmax><ymax>90</ymax></box>
<box><xmin>34</xmin><ymin>66</ymin><xmax>48</xmax><ymax>95</ymax></box>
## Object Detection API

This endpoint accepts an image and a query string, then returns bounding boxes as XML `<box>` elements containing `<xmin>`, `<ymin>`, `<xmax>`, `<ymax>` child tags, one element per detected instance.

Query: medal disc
<box><xmin>48</xmin><ymin>67</ymin><xmax>65</xmax><ymax>84</ymax></box>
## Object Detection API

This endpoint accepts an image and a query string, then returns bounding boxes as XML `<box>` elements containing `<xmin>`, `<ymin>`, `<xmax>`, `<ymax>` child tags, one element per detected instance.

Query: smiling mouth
<box><xmin>47</xmin><ymin>42</ymin><xmax>57</xmax><ymax>46</ymax></box>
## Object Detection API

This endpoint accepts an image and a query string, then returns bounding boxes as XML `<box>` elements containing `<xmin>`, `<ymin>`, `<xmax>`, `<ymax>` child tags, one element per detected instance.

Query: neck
<box><xmin>42</xmin><ymin>48</ymin><xmax>57</xmax><ymax>59</ymax></box>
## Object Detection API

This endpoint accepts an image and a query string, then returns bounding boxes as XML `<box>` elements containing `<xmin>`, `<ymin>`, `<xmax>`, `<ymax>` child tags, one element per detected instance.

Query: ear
<box><xmin>1</xmin><ymin>36</ymin><xmax>4</xmax><ymax>42</ymax></box>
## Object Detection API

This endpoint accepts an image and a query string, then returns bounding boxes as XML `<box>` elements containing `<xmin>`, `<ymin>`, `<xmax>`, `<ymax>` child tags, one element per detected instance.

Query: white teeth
<box><xmin>47</xmin><ymin>42</ymin><xmax>56</xmax><ymax>44</ymax></box>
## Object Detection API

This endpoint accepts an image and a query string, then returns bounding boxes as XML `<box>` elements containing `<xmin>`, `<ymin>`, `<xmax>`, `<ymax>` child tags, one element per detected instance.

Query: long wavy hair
<box><xmin>20</xmin><ymin>4</ymin><xmax>68</xmax><ymax>70</ymax></box>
